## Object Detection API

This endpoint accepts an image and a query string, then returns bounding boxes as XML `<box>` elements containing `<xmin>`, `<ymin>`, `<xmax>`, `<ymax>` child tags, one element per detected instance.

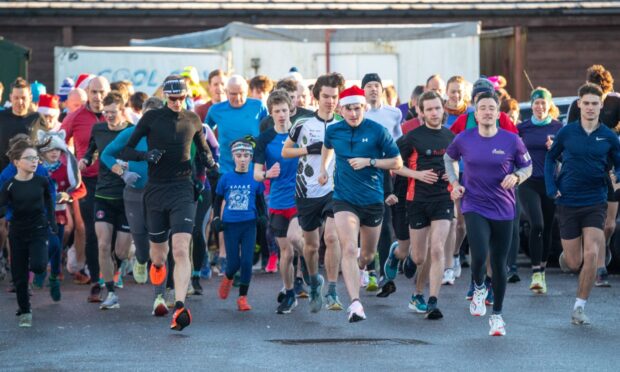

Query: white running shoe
<box><xmin>489</xmin><ymin>314</ymin><xmax>506</xmax><ymax>336</ymax></box>
<box><xmin>442</xmin><ymin>269</ymin><xmax>455</xmax><ymax>285</ymax></box>
<box><xmin>453</xmin><ymin>257</ymin><xmax>462</xmax><ymax>278</ymax></box>
<box><xmin>571</xmin><ymin>306</ymin><xmax>591</xmax><ymax>325</ymax></box>
<box><xmin>360</xmin><ymin>269</ymin><xmax>369</xmax><ymax>288</ymax></box>
<box><xmin>470</xmin><ymin>285</ymin><xmax>487</xmax><ymax>317</ymax></box>
<box><xmin>347</xmin><ymin>301</ymin><xmax>366</xmax><ymax>323</ymax></box>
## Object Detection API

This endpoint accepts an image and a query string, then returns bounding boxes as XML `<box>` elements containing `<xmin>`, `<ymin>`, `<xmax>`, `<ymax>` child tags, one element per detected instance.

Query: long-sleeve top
<box><xmin>0</xmin><ymin>175</ymin><xmax>56</xmax><ymax>236</ymax></box>
<box><xmin>101</xmin><ymin>126</ymin><xmax>148</xmax><ymax>190</ymax></box>
<box><xmin>0</xmin><ymin>164</ymin><xmax>56</xmax><ymax>221</ymax></box>
<box><xmin>545</xmin><ymin>121</ymin><xmax>620</xmax><ymax>206</ymax></box>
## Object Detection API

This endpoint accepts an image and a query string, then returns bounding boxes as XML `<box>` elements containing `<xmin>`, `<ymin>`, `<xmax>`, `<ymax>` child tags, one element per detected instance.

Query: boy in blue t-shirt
<box><xmin>213</xmin><ymin>139</ymin><xmax>266</xmax><ymax>311</ymax></box>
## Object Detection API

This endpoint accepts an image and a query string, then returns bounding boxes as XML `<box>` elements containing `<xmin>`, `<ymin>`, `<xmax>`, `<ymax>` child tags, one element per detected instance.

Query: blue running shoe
<box><xmin>485</xmin><ymin>277</ymin><xmax>494</xmax><ymax>306</ymax></box>
<box><xmin>408</xmin><ymin>294</ymin><xmax>427</xmax><ymax>313</ymax></box>
<box><xmin>403</xmin><ymin>256</ymin><xmax>417</xmax><ymax>279</ymax></box>
<box><xmin>466</xmin><ymin>279</ymin><xmax>475</xmax><ymax>300</ymax></box>
<box><xmin>383</xmin><ymin>241</ymin><xmax>400</xmax><ymax>281</ymax></box>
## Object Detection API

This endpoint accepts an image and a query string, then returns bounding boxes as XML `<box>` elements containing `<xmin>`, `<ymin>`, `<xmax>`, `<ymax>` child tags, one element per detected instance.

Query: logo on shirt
<box><xmin>596</xmin><ymin>137</ymin><xmax>606</xmax><ymax>141</ymax></box>
<box><xmin>362</xmin><ymin>138</ymin><xmax>369</xmax><ymax>143</ymax></box>
<box><xmin>492</xmin><ymin>149</ymin><xmax>505</xmax><ymax>155</ymax></box>
<box><xmin>228</xmin><ymin>187</ymin><xmax>251</xmax><ymax>211</ymax></box>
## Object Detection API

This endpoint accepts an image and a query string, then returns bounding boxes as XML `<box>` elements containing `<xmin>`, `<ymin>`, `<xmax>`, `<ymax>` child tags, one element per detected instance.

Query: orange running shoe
<box><xmin>170</xmin><ymin>306</ymin><xmax>192</xmax><ymax>331</ymax></box>
<box><xmin>73</xmin><ymin>272</ymin><xmax>91</xmax><ymax>285</ymax></box>
<box><xmin>149</xmin><ymin>264</ymin><xmax>167</xmax><ymax>286</ymax></box>
<box><xmin>218</xmin><ymin>277</ymin><xmax>233</xmax><ymax>299</ymax></box>
<box><xmin>237</xmin><ymin>296</ymin><xmax>252</xmax><ymax>311</ymax></box>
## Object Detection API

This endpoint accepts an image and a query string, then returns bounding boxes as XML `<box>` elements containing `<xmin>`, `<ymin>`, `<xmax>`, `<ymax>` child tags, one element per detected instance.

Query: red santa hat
<box><xmin>339</xmin><ymin>85</ymin><xmax>366</xmax><ymax>106</ymax></box>
<box><xmin>37</xmin><ymin>94</ymin><xmax>60</xmax><ymax>116</ymax></box>
<box><xmin>75</xmin><ymin>73</ymin><xmax>95</xmax><ymax>90</ymax></box>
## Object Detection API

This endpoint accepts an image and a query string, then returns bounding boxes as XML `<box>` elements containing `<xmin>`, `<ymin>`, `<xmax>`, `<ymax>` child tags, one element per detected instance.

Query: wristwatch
<box><xmin>369</xmin><ymin>159</ymin><xmax>376</xmax><ymax>167</ymax></box>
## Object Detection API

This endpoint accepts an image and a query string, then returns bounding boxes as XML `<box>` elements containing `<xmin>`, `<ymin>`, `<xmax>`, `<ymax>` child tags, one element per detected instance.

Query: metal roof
<box><xmin>2</xmin><ymin>1</ymin><xmax>619</xmax><ymax>16</ymax></box>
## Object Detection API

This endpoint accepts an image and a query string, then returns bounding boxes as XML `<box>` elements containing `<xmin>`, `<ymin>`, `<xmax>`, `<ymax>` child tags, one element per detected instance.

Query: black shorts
<box><xmin>407</xmin><ymin>200</ymin><xmax>454</xmax><ymax>230</ymax></box>
<box><xmin>333</xmin><ymin>200</ymin><xmax>384</xmax><ymax>227</ymax></box>
<box><xmin>391</xmin><ymin>196</ymin><xmax>409</xmax><ymax>241</ymax></box>
<box><xmin>144</xmin><ymin>181</ymin><xmax>196</xmax><ymax>243</ymax></box>
<box><xmin>557</xmin><ymin>203</ymin><xmax>607</xmax><ymax>240</ymax></box>
<box><xmin>296</xmin><ymin>192</ymin><xmax>334</xmax><ymax>232</ymax></box>
<box><xmin>94</xmin><ymin>197</ymin><xmax>130</xmax><ymax>232</ymax></box>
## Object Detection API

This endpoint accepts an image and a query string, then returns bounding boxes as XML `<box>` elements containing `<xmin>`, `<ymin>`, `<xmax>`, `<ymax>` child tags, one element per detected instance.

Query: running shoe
<box><xmin>237</xmin><ymin>296</ymin><xmax>252</xmax><ymax>311</ymax></box>
<box><xmin>152</xmin><ymin>295</ymin><xmax>169</xmax><ymax>316</ymax></box>
<box><xmin>425</xmin><ymin>300</ymin><xmax>443</xmax><ymax>320</ymax></box>
<box><xmin>191</xmin><ymin>276</ymin><xmax>203</xmax><ymax>295</ymax></box>
<box><xmin>276</xmin><ymin>288</ymin><xmax>286</xmax><ymax>303</ymax></box>
<box><xmin>530</xmin><ymin>272</ymin><xmax>544</xmax><ymax>293</ymax></box>
<box><xmin>470</xmin><ymin>286</ymin><xmax>487</xmax><ymax>317</ymax></box>
<box><xmin>100</xmin><ymin>292</ymin><xmax>120</xmax><ymax>310</ymax></box>
<box><xmin>18</xmin><ymin>312</ymin><xmax>32</xmax><ymax>328</ymax></box>
<box><xmin>277</xmin><ymin>295</ymin><xmax>298</xmax><ymax>314</ymax></box>
<box><xmin>507</xmin><ymin>271</ymin><xmax>521</xmax><ymax>283</ymax></box>
<box><xmin>366</xmin><ymin>274</ymin><xmax>379</xmax><ymax>292</ymax></box>
<box><xmin>218</xmin><ymin>277</ymin><xmax>233</xmax><ymax>299</ymax></box>
<box><xmin>558</xmin><ymin>252</ymin><xmax>570</xmax><ymax>273</ymax></box>
<box><xmin>460</xmin><ymin>254</ymin><xmax>470</xmax><ymax>268</ymax></box>
<box><xmin>376</xmin><ymin>279</ymin><xmax>396</xmax><ymax>298</ymax></box>
<box><xmin>325</xmin><ymin>293</ymin><xmax>344</xmax><ymax>311</ymax></box>
<box><xmin>347</xmin><ymin>301</ymin><xmax>366</xmax><ymax>323</ymax></box>
<box><xmin>114</xmin><ymin>271</ymin><xmax>124</xmax><ymax>289</ymax></box>
<box><xmin>33</xmin><ymin>272</ymin><xmax>46</xmax><ymax>289</ymax></box>
<box><xmin>465</xmin><ymin>279</ymin><xmax>475</xmax><ymax>301</ymax></box>
<box><xmin>87</xmin><ymin>283</ymin><xmax>102</xmax><ymax>303</ymax></box>
<box><xmin>453</xmin><ymin>257</ymin><xmax>462</xmax><ymax>278</ymax></box>
<box><xmin>149</xmin><ymin>264</ymin><xmax>167</xmax><ymax>286</ymax></box>
<box><xmin>540</xmin><ymin>272</ymin><xmax>547</xmax><ymax>294</ymax></box>
<box><xmin>200</xmin><ymin>262</ymin><xmax>212</xmax><ymax>280</ymax></box>
<box><xmin>165</xmin><ymin>289</ymin><xmax>176</xmax><ymax>308</ymax></box>
<box><xmin>383</xmin><ymin>241</ymin><xmax>400</xmax><ymax>281</ymax></box>
<box><xmin>265</xmin><ymin>253</ymin><xmax>278</xmax><ymax>273</ymax></box>
<box><xmin>73</xmin><ymin>271</ymin><xmax>91</xmax><ymax>285</ymax></box>
<box><xmin>132</xmin><ymin>262</ymin><xmax>148</xmax><ymax>284</ymax></box>
<box><xmin>309</xmin><ymin>275</ymin><xmax>324</xmax><ymax>313</ymax></box>
<box><xmin>442</xmin><ymin>269</ymin><xmax>455</xmax><ymax>285</ymax></box>
<box><xmin>294</xmin><ymin>277</ymin><xmax>308</xmax><ymax>298</ymax></box>
<box><xmin>49</xmin><ymin>276</ymin><xmax>61</xmax><ymax>302</ymax></box>
<box><xmin>359</xmin><ymin>269</ymin><xmax>370</xmax><ymax>288</ymax></box>
<box><xmin>595</xmin><ymin>268</ymin><xmax>611</xmax><ymax>287</ymax></box>
<box><xmin>485</xmin><ymin>278</ymin><xmax>494</xmax><ymax>306</ymax></box>
<box><xmin>408</xmin><ymin>294</ymin><xmax>428</xmax><ymax>313</ymax></box>
<box><xmin>489</xmin><ymin>314</ymin><xmax>506</xmax><ymax>336</ymax></box>
<box><xmin>170</xmin><ymin>306</ymin><xmax>192</xmax><ymax>331</ymax></box>
<box><xmin>403</xmin><ymin>257</ymin><xmax>417</xmax><ymax>279</ymax></box>
<box><xmin>187</xmin><ymin>281</ymin><xmax>195</xmax><ymax>296</ymax></box>
<box><xmin>571</xmin><ymin>306</ymin><xmax>591</xmax><ymax>325</ymax></box>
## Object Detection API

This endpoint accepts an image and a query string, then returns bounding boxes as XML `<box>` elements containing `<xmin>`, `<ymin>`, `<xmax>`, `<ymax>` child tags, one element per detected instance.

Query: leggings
<box><xmin>519</xmin><ymin>178</ymin><xmax>556</xmax><ymax>267</ymax></box>
<box><xmin>79</xmin><ymin>176</ymin><xmax>99</xmax><ymax>284</ymax></box>
<box><xmin>507</xmin><ymin>189</ymin><xmax>521</xmax><ymax>270</ymax></box>
<box><xmin>123</xmin><ymin>187</ymin><xmax>150</xmax><ymax>265</ymax></box>
<box><xmin>48</xmin><ymin>224</ymin><xmax>65</xmax><ymax>276</ymax></box>
<box><xmin>192</xmin><ymin>188</ymin><xmax>212</xmax><ymax>273</ymax></box>
<box><xmin>464</xmin><ymin>212</ymin><xmax>513</xmax><ymax>314</ymax></box>
<box><xmin>10</xmin><ymin>231</ymin><xmax>48</xmax><ymax>313</ymax></box>
<box><xmin>224</xmin><ymin>220</ymin><xmax>257</xmax><ymax>286</ymax></box>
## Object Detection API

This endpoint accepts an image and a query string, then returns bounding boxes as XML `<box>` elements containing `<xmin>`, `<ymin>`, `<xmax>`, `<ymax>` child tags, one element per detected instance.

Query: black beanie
<box><xmin>362</xmin><ymin>73</ymin><xmax>382</xmax><ymax>88</ymax></box>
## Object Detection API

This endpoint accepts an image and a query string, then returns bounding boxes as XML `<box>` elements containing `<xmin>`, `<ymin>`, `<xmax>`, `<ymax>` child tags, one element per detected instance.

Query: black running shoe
<box><xmin>277</xmin><ymin>295</ymin><xmax>298</xmax><ymax>314</ymax></box>
<box><xmin>191</xmin><ymin>276</ymin><xmax>203</xmax><ymax>295</ymax></box>
<box><xmin>376</xmin><ymin>280</ymin><xmax>397</xmax><ymax>298</ymax></box>
<box><xmin>403</xmin><ymin>257</ymin><xmax>417</xmax><ymax>279</ymax></box>
<box><xmin>425</xmin><ymin>301</ymin><xmax>443</xmax><ymax>320</ymax></box>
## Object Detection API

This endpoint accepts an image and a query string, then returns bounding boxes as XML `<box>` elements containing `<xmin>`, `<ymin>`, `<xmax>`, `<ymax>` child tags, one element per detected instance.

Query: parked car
<box><xmin>518</xmin><ymin>96</ymin><xmax>576</xmax><ymax>124</ymax></box>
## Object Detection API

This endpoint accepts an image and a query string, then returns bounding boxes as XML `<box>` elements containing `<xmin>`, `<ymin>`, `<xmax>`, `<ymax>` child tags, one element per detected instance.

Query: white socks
<box><xmin>574</xmin><ymin>298</ymin><xmax>587</xmax><ymax>310</ymax></box>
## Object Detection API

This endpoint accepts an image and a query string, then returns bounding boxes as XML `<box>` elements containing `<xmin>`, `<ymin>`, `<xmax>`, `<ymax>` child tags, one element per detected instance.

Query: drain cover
<box><xmin>268</xmin><ymin>338</ymin><xmax>429</xmax><ymax>346</ymax></box>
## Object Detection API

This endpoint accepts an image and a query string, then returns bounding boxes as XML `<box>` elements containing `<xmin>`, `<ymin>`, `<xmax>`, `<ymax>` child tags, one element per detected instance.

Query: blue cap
<box><xmin>31</xmin><ymin>81</ymin><xmax>47</xmax><ymax>103</ymax></box>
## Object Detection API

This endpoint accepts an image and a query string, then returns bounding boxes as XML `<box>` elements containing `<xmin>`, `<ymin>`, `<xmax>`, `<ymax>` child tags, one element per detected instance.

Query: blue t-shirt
<box><xmin>206</xmin><ymin>99</ymin><xmax>268</xmax><ymax>174</ymax></box>
<box><xmin>254</xmin><ymin>128</ymin><xmax>297</xmax><ymax>209</ymax></box>
<box><xmin>101</xmin><ymin>126</ymin><xmax>148</xmax><ymax>190</ymax></box>
<box><xmin>324</xmin><ymin>118</ymin><xmax>400</xmax><ymax>205</ymax></box>
<box><xmin>216</xmin><ymin>170</ymin><xmax>265</xmax><ymax>223</ymax></box>
<box><xmin>545</xmin><ymin>121</ymin><xmax>620</xmax><ymax>207</ymax></box>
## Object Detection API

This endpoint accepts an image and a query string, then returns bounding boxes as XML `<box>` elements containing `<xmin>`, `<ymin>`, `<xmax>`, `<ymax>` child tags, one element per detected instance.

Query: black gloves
<box><xmin>306</xmin><ymin>141</ymin><xmax>323</xmax><ymax>155</ymax></box>
<box><xmin>212</xmin><ymin>217</ymin><xmax>225</xmax><ymax>233</ymax></box>
<box><xmin>141</xmin><ymin>149</ymin><xmax>165</xmax><ymax>164</ymax></box>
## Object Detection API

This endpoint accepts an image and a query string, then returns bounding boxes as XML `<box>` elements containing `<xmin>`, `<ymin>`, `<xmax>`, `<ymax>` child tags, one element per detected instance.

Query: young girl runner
<box><xmin>214</xmin><ymin>138</ymin><xmax>266</xmax><ymax>311</ymax></box>
<box><xmin>0</xmin><ymin>136</ymin><xmax>57</xmax><ymax>327</ymax></box>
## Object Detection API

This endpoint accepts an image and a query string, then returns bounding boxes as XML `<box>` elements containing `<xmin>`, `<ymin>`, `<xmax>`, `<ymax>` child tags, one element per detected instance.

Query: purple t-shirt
<box><xmin>447</xmin><ymin>128</ymin><xmax>532</xmax><ymax>221</ymax></box>
<box><xmin>517</xmin><ymin>119</ymin><xmax>563</xmax><ymax>179</ymax></box>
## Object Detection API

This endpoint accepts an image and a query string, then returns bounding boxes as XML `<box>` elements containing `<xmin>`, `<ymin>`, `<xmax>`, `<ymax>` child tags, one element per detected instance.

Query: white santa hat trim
<box><xmin>38</xmin><ymin>107</ymin><xmax>60</xmax><ymax>116</ymax></box>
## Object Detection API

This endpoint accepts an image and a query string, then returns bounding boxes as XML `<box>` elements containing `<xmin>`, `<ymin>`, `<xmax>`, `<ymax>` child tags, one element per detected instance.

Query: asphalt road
<box><xmin>1</xmin><ymin>264</ymin><xmax>619</xmax><ymax>371</ymax></box>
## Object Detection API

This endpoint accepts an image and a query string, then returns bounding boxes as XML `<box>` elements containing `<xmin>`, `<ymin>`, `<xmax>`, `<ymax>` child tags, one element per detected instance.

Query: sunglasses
<box><xmin>167</xmin><ymin>95</ymin><xmax>186</xmax><ymax>102</ymax></box>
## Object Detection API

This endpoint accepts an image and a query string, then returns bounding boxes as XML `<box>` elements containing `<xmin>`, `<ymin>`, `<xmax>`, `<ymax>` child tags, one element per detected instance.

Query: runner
<box><xmin>0</xmin><ymin>136</ymin><xmax>57</xmax><ymax>327</ymax></box>
<box><xmin>195</xmin><ymin>69</ymin><xmax>227</xmax><ymax>123</ymax></box>
<box><xmin>445</xmin><ymin>91</ymin><xmax>532</xmax><ymax>336</ymax></box>
<box><xmin>122</xmin><ymin>75</ymin><xmax>217</xmax><ymax>331</ymax></box>
<box><xmin>254</xmin><ymin>90</ymin><xmax>304</xmax><ymax>314</ymax></box>
<box><xmin>517</xmin><ymin>88</ymin><xmax>562</xmax><ymax>294</ymax></box>
<box><xmin>61</xmin><ymin>76</ymin><xmax>110</xmax><ymax>301</ymax></box>
<box><xmin>259</xmin><ymin>79</ymin><xmax>313</xmax><ymax>133</ymax></box>
<box><xmin>320</xmin><ymin>85</ymin><xmax>402</xmax><ymax>322</ymax></box>
<box><xmin>395</xmin><ymin>91</ymin><xmax>454</xmax><ymax>319</ymax></box>
<box><xmin>79</xmin><ymin>91</ymin><xmax>133</xmax><ymax>309</ymax></box>
<box><xmin>214</xmin><ymin>139</ymin><xmax>266</xmax><ymax>311</ymax></box>
<box><xmin>249</xmin><ymin>75</ymin><xmax>274</xmax><ymax>105</ymax></box>
<box><xmin>444</xmin><ymin>76</ymin><xmax>473</xmax><ymax>129</ymax></box>
<box><xmin>545</xmin><ymin>83</ymin><xmax>620</xmax><ymax>325</ymax></box>
<box><xmin>282</xmin><ymin>73</ymin><xmax>345</xmax><ymax>313</ymax></box>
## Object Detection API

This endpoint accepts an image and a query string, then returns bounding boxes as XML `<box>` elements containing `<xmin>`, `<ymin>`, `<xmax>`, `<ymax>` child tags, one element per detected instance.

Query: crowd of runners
<box><xmin>0</xmin><ymin>63</ymin><xmax>619</xmax><ymax>336</ymax></box>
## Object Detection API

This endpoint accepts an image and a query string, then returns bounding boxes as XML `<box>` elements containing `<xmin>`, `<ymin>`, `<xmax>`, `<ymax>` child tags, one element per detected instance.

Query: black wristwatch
<box><xmin>369</xmin><ymin>159</ymin><xmax>376</xmax><ymax>167</ymax></box>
